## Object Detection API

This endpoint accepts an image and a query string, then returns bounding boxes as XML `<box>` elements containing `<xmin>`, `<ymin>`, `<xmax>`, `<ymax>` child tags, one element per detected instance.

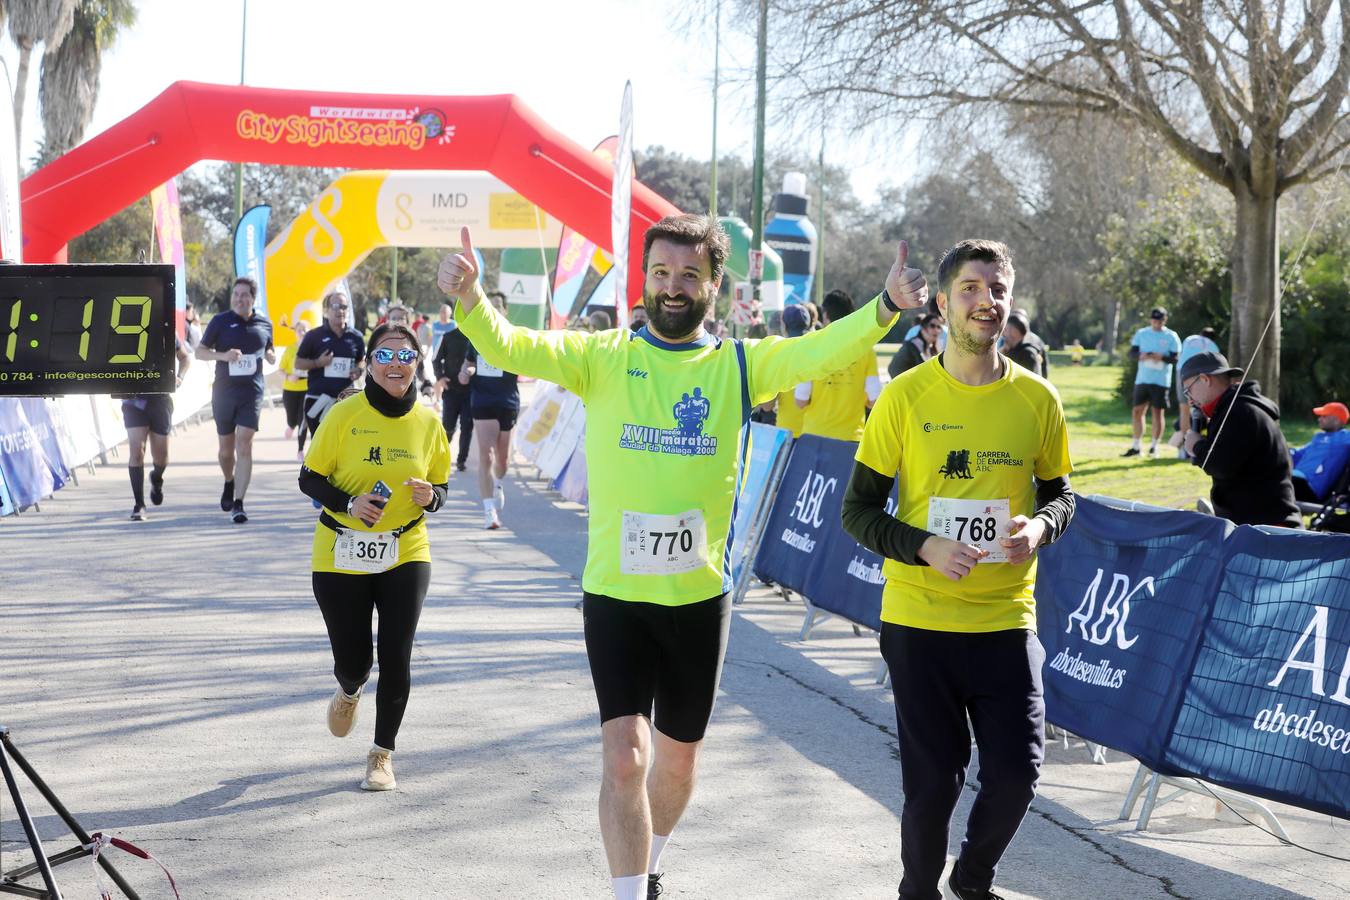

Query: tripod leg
<box><xmin>1</xmin><ymin>733</ymin><xmax>141</xmax><ymax>900</ymax></box>
<box><xmin>0</xmin><ymin>743</ymin><xmax>62</xmax><ymax>898</ymax></box>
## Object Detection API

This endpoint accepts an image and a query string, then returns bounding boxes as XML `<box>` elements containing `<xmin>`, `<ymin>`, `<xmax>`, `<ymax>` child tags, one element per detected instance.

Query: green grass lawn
<box><xmin>1053</xmin><ymin>362</ymin><xmax>1317</xmax><ymax>509</ymax></box>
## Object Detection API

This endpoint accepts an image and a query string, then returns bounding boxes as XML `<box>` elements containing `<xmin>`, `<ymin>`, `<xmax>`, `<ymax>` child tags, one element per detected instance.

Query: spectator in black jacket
<box><xmin>888</xmin><ymin>312</ymin><xmax>942</xmax><ymax>378</ymax></box>
<box><xmin>432</xmin><ymin>313</ymin><xmax>475</xmax><ymax>472</ymax></box>
<box><xmin>1181</xmin><ymin>351</ymin><xmax>1301</xmax><ymax>528</ymax></box>
<box><xmin>1002</xmin><ymin>313</ymin><xmax>1047</xmax><ymax>377</ymax></box>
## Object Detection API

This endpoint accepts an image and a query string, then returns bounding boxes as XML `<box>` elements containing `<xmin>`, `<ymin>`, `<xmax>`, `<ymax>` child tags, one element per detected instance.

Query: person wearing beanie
<box><xmin>1181</xmin><ymin>350</ymin><xmax>1301</xmax><ymax>527</ymax></box>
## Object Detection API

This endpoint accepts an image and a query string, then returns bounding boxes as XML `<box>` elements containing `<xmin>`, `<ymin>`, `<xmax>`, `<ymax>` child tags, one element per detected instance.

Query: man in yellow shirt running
<box><xmin>843</xmin><ymin>239</ymin><xmax>1074</xmax><ymax>900</ymax></box>
<box><xmin>440</xmin><ymin>214</ymin><xmax>928</xmax><ymax>900</ymax></box>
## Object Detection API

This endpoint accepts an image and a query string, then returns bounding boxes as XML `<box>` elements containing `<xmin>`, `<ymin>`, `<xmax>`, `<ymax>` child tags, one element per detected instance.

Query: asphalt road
<box><xmin>3</xmin><ymin>400</ymin><xmax>1346</xmax><ymax>898</ymax></box>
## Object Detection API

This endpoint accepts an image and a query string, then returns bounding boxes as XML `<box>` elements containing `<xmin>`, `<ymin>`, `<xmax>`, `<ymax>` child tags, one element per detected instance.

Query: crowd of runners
<box><xmin>108</xmin><ymin>213</ymin><xmax>1073</xmax><ymax>900</ymax></box>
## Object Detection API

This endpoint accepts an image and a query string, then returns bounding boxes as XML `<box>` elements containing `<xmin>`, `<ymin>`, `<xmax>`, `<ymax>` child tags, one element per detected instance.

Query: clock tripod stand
<box><xmin>0</xmin><ymin>726</ymin><xmax>141</xmax><ymax>899</ymax></box>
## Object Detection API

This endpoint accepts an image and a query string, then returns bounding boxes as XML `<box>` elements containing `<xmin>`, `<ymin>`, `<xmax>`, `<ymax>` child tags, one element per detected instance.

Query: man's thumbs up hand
<box><xmin>437</xmin><ymin>226</ymin><xmax>480</xmax><ymax>301</ymax></box>
<box><xmin>885</xmin><ymin>240</ymin><xmax>928</xmax><ymax>311</ymax></box>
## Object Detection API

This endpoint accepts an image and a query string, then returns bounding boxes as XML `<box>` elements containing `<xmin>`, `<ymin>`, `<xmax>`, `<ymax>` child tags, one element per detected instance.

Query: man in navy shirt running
<box><xmin>294</xmin><ymin>291</ymin><xmax>365</xmax><ymax>444</ymax></box>
<box><xmin>196</xmin><ymin>276</ymin><xmax>275</xmax><ymax>523</ymax></box>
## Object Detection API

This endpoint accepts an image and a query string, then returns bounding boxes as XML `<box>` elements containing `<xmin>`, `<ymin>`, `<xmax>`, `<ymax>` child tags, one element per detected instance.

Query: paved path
<box><xmin>2</xmin><ymin>400</ymin><xmax>1346</xmax><ymax>898</ymax></box>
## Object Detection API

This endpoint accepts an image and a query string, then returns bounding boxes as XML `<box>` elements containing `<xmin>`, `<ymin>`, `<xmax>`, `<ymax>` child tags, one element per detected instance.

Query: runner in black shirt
<box><xmin>196</xmin><ymin>277</ymin><xmax>274</xmax><ymax>523</ymax></box>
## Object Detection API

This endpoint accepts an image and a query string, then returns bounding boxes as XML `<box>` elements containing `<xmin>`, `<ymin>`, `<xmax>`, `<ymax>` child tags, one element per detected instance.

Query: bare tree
<box><xmin>7</xmin><ymin>0</ymin><xmax>77</xmax><ymax>145</ymax></box>
<box><xmin>36</xmin><ymin>0</ymin><xmax>137</xmax><ymax>163</ymax></box>
<box><xmin>726</xmin><ymin>0</ymin><xmax>1350</xmax><ymax>400</ymax></box>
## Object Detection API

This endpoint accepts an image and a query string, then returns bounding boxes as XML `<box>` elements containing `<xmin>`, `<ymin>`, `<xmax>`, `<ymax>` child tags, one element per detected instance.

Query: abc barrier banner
<box><xmin>1163</xmin><ymin>526</ymin><xmax>1350</xmax><ymax>819</ymax></box>
<box><xmin>1036</xmin><ymin>498</ymin><xmax>1232</xmax><ymax>769</ymax></box>
<box><xmin>0</xmin><ymin>398</ymin><xmax>69</xmax><ymax>512</ymax></box>
<box><xmin>753</xmin><ymin>434</ymin><xmax>888</xmax><ymax>631</ymax></box>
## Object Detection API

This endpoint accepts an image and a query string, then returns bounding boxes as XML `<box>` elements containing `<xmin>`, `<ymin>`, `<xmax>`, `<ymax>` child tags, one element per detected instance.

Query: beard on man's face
<box><xmin>645</xmin><ymin>290</ymin><xmax>713</xmax><ymax>338</ymax></box>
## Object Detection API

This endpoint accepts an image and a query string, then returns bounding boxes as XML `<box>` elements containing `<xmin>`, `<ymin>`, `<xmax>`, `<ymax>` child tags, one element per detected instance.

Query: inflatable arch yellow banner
<box><xmin>266</xmin><ymin>170</ymin><xmax>563</xmax><ymax>335</ymax></box>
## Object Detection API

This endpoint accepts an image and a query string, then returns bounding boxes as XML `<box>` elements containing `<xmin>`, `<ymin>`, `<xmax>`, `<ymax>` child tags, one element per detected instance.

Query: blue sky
<box><xmin>2</xmin><ymin>0</ymin><xmax>902</xmax><ymax>206</ymax></box>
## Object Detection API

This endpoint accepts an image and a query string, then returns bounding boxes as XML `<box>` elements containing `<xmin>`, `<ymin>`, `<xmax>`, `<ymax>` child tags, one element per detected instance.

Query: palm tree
<box><xmin>36</xmin><ymin>0</ymin><xmax>137</xmax><ymax>163</ymax></box>
<box><xmin>8</xmin><ymin>0</ymin><xmax>78</xmax><ymax>145</ymax></box>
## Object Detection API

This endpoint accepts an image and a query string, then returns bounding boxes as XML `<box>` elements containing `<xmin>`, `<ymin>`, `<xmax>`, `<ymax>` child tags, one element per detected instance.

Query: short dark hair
<box><xmin>821</xmin><ymin>289</ymin><xmax>854</xmax><ymax>323</ymax></box>
<box><xmin>233</xmin><ymin>276</ymin><xmax>258</xmax><ymax>298</ymax></box>
<box><xmin>919</xmin><ymin>312</ymin><xmax>943</xmax><ymax>328</ymax></box>
<box><xmin>366</xmin><ymin>323</ymin><xmax>422</xmax><ymax>363</ymax></box>
<box><xmin>1200</xmin><ymin>326</ymin><xmax>1217</xmax><ymax>340</ymax></box>
<box><xmin>936</xmin><ymin>240</ymin><xmax>1014</xmax><ymax>297</ymax></box>
<box><xmin>642</xmin><ymin>214</ymin><xmax>730</xmax><ymax>283</ymax></box>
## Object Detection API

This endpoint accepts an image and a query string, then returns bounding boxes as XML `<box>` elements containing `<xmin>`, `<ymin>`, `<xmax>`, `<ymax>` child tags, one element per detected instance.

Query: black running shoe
<box><xmin>1120</xmin><ymin>447</ymin><xmax>1141</xmax><ymax>457</ymax></box>
<box><xmin>456</xmin><ymin>460</ymin><xmax>467</xmax><ymax>472</ymax></box>
<box><xmin>130</xmin><ymin>506</ymin><xmax>147</xmax><ymax>522</ymax></box>
<box><xmin>232</xmin><ymin>501</ymin><xmax>248</xmax><ymax>524</ymax></box>
<box><xmin>945</xmin><ymin>869</ymin><xmax>1005</xmax><ymax>900</ymax></box>
<box><xmin>149</xmin><ymin>472</ymin><xmax>164</xmax><ymax>506</ymax></box>
<box><xmin>647</xmin><ymin>873</ymin><xmax>663</xmax><ymax>899</ymax></box>
<box><xmin>220</xmin><ymin>480</ymin><xmax>235</xmax><ymax>511</ymax></box>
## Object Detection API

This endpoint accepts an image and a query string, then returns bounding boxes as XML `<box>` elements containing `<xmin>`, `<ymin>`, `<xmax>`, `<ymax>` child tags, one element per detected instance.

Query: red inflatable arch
<box><xmin>20</xmin><ymin>81</ymin><xmax>679</xmax><ymax>304</ymax></box>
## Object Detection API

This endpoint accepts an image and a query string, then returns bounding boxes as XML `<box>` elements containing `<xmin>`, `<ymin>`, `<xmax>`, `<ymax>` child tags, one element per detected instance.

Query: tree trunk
<box><xmin>13</xmin><ymin>39</ymin><xmax>34</xmax><ymax>148</ymax></box>
<box><xmin>1102</xmin><ymin>297</ymin><xmax>1120</xmax><ymax>363</ymax></box>
<box><xmin>1229</xmin><ymin>179</ymin><xmax>1280</xmax><ymax>402</ymax></box>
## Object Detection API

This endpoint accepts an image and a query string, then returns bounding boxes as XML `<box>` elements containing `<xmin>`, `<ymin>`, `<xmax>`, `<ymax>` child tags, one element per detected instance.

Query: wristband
<box><xmin>346</xmin><ymin>496</ymin><xmax>357</xmax><ymax>517</ymax></box>
<box><xmin>881</xmin><ymin>289</ymin><xmax>901</xmax><ymax>314</ymax></box>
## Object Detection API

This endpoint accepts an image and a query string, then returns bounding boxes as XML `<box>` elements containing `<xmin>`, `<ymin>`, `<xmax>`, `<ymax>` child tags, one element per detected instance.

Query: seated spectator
<box><xmin>1290</xmin><ymin>401</ymin><xmax>1350</xmax><ymax>503</ymax></box>
<box><xmin>1181</xmin><ymin>351</ymin><xmax>1301</xmax><ymax>528</ymax></box>
<box><xmin>888</xmin><ymin>312</ymin><xmax>942</xmax><ymax>378</ymax></box>
<box><xmin>1002</xmin><ymin>312</ymin><xmax>1047</xmax><ymax>377</ymax></box>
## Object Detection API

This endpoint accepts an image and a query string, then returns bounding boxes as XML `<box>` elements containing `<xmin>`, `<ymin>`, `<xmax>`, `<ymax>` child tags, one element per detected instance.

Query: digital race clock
<box><xmin>0</xmin><ymin>264</ymin><xmax>176</xmax><ymax>396</ymax></box>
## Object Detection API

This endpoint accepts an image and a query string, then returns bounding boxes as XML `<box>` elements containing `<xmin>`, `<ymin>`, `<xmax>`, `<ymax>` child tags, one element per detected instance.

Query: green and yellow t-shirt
<box><xmin>800</xmin><ymin>350</ymin><xmax>878</xmax><ymax>442</ymax></box>
<box><xmin>855</xmin><ymin>356</ymin><xmax>1072</xmax><ymax>632</ymax></box>
<box><xmin>457</xmin><ymin>291</ymin><xmax>894</xmax><ymax>606</ymax></box>
<box><xmin>303</xmin><ymin>392</ymin><xmax>451</xmax><ymax>574</ymax></box>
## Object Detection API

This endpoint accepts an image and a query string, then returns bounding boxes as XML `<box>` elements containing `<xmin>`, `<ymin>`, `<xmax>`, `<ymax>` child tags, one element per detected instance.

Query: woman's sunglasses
<box><xmin>371</xmin><ymin>347</ymin><xmax>418</xmax><ymax>365</ymax></box>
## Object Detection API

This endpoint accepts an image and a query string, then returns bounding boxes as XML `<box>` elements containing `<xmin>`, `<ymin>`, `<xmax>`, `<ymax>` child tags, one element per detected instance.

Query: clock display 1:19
<box><xmin>2</xmin><ymin>294</ymin><xmax>153</xmax><ymax>365</ymax></box>
<box><xmin>0</xmin><ymin>264</ymin><xmax>176</xmax><ymax>396</ymax></box>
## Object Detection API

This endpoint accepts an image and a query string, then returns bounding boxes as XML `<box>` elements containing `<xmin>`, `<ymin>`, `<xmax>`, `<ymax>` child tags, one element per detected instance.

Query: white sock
<box><xmin>483</xmin><ymin>498</ymin><xmax>495</xmax><ymax>512</ymax></box>
<box><xmin>1130</xmin><ymin>438</ymin><xmax>1141</xmax><ymax>450</ymax></box>
<box><xmin>493</xmin><ymin>476</ymin><xmax>503</xmax><ymax>491</ymax></box>
<box><xmin>611</xmin><ymin>874</ymin><xmax>647</xmax><ymax>900</ymax></box>
<box><xmin>649</xmin><ymin>833</ymin><xmax>670</xmax><ymax>874</ymax></box>
<box><xmin>370</xmin><ymin>743</ymin><xmax>392</xmax><ymax>754</ymax></box>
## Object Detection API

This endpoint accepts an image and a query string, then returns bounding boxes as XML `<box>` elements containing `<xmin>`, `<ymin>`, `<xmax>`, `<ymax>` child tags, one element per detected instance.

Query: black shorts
<box><xmin>213</xmin><ymin>387</ymin><xmax>263</xmax><ymax>434</ymax></box>
<box><xmin>121</xmin><ymin>395</ymin><xmax>174</xmax><ymax>435</ymax></box>
<box><xmin>1132</xmin><ymin>383</ymin><xmax>1170</xmax><ymax>410</ymax></box>
<box><xmin>471</xmin><ymin>406</ymin><xmax>518</xmax><ymax>431</ymax></box>
<box><xmin>582</xmin><ymin>592</ymin><xmax>731</xmax><ymax>743</ymax></box>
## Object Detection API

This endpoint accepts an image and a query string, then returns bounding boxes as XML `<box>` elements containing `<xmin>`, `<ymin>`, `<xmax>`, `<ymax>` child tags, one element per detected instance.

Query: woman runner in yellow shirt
<box><xmin>298</xmin><ymin>323</ymin><xmax>451</xmax><ymax>791</ymax></box>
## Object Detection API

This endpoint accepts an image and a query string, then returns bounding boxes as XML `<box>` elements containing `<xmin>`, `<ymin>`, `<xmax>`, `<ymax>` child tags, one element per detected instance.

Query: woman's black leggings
<box><xmin>313</xmin><ymin>561</ymin><xmax>430</xmax><ymax>751</ymax></box>
<box><xmin>282</xmin><ymin>390</ymin><xmax>307</xmax><ymax>452</ymax></box>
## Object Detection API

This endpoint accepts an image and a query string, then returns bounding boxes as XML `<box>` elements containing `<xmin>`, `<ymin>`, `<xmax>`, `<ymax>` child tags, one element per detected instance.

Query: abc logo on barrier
<box><xmin>1267</xmin><ymin>605</ymin><xmax>1350</xmax><ymax>704</ymax></box>
<box><xmin>791</xmin><ymin>469</ymin><xmax>837</xmax><ymax>530</ymax></box>
<box><xmin>1066</xmin><ymin>568</ymin><xmax>1151</xmax><ymax>649</ymax></box>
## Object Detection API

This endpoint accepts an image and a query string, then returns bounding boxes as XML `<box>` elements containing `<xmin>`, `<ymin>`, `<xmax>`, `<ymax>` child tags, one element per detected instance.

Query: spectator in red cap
<box><xmin>1290</xmin><ymin>401</ymin><xmax>1350</xmax><ymax>503</ymax></box>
